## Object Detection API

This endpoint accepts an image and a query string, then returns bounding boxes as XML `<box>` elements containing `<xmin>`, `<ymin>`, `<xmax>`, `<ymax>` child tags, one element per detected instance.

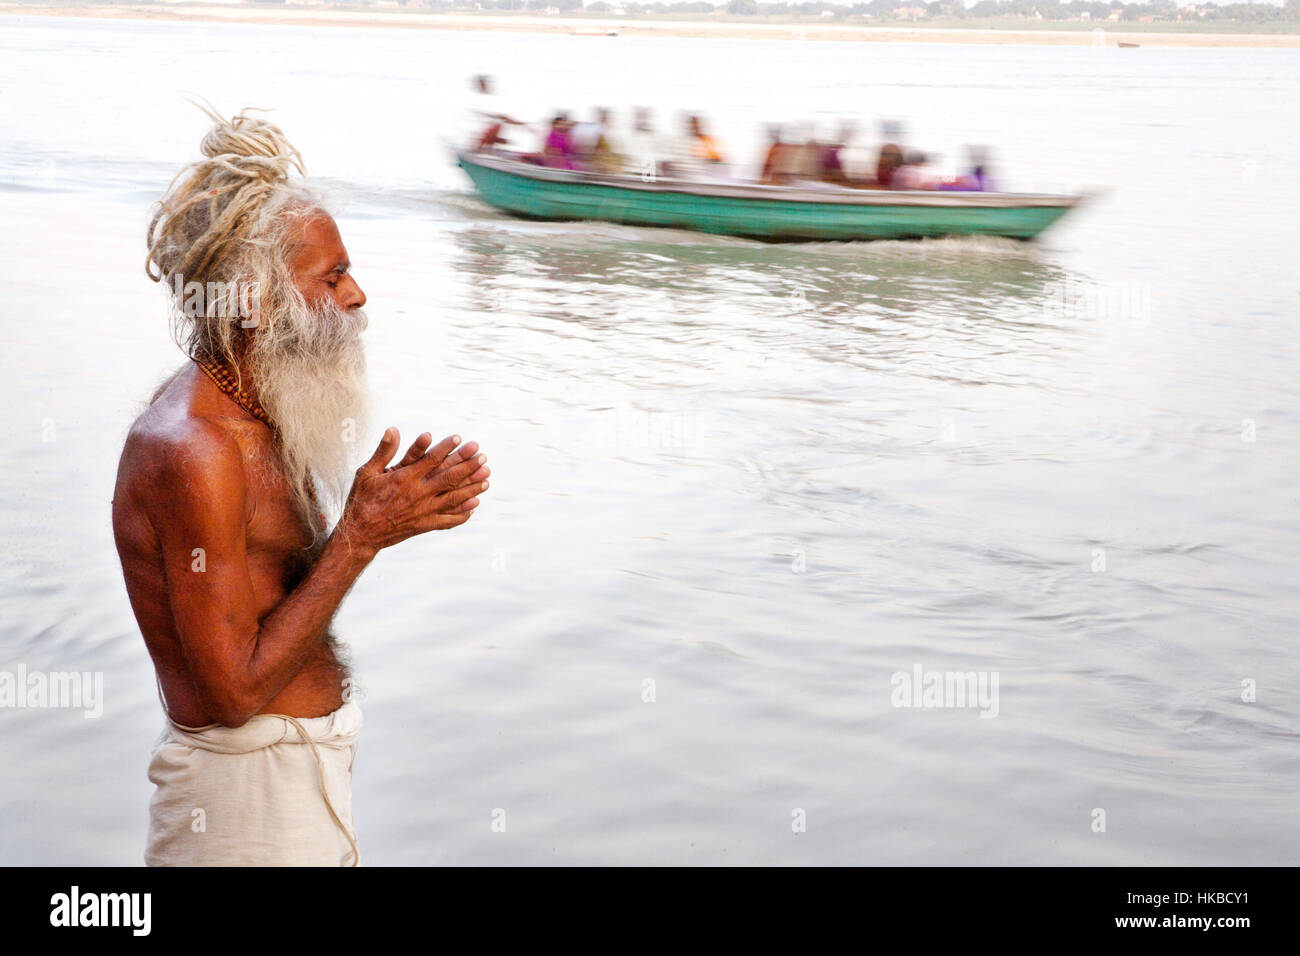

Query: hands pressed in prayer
<box><xmin>341</xmin><ymin>429</ymin><xmax>491</xmax><ymax>555</ymax></box>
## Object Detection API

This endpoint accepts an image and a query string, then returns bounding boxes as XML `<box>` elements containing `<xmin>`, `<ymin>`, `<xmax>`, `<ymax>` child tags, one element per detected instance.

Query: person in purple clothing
<box><xmin>541</xmin><ymin>112</ymin><xmax>579</xmax><ymax>170</ymax></box>
<box><xmin>819</xmin><ymin>121</ymin><xmax>854</xmax><ymax>185</ymax></box>
<box><xmin>938</xmin><ymin>146</ymin><xmax>997</xmax><ymax>192</ymax></box>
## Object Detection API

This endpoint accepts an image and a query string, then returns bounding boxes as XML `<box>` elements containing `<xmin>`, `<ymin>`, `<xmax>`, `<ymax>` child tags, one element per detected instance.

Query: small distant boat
<box><xmin>455</xmin><ymin>149</ymin><xmax>1085</xmax><ymax>242</ymax></box>
<box><xmin>572</xmin><ymin>28</ymin><xmax>619</xmax><ymax>36</ymax></box>
<box><xmin>1118</xmin><ymin>41</ymin><xmax>1140</xmax><ymax>48</ymax></box>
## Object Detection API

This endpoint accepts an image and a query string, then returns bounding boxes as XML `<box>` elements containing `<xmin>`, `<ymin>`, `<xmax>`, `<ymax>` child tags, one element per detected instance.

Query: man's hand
<box><xmin>338</xmin><ymin>428</ymin><xmax>490</xmax><ymax>556</ymax></box>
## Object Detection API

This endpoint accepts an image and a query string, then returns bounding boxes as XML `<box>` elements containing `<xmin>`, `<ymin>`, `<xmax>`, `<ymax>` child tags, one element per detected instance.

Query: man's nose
<box><xmin>342</xmin><ymin>275</ymin><xmax>366</xmax><ymax>310</ymax></box>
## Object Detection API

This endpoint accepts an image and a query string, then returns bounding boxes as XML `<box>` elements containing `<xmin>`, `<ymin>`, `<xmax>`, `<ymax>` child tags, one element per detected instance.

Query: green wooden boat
<box><xmin>456</xmin><ymin>149</ymin><xmax>1083</xmax><ymax>242</ymax></box>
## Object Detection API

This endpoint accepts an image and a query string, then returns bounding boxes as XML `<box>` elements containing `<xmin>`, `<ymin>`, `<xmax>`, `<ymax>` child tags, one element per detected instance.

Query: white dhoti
<box><xmin>144</xmin><ymin>701</ymin><xmax>363</xmax><ymax>867</ymax></box>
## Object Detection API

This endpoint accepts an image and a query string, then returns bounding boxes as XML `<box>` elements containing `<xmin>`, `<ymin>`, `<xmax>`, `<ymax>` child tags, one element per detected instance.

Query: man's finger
<box><xmin>435</xmin><ymin>439</ymin><xmax>479</xmax><ymax>472</ymax></box>
<box><xmin>412</xmin><ymin>434</ymin><xmax>468</xmax><ymax>477</ymax></box>
<box><xmin>431</xmin><ymin>479</ymin><xmax>487</xmax><ymax>513</ymax></box>
<box><xmin>428</xmin><ymin>453</ymin><xmax>487</xmax><ymax>494</ymax></box>
<box><xmin>395</xmin><ymin>433</ymin><xmax>433</xmax><ymax>469</ymax></box>
<box><xmin>357</xmin><ymin>427</ymin><xmax>400</xmax><ymax>477</ymax></box>
<box><xmin>429</xmin><ymin>511</ymin><xmax>473</xmax><ymax>531</ymax></box>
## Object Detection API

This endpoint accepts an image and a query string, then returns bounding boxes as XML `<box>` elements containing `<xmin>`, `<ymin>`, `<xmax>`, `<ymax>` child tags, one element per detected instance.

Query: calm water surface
<box><xmin>1</xmin><ymin>16</ymin><xmax>1297</xmax><ymax>864</ymax></box>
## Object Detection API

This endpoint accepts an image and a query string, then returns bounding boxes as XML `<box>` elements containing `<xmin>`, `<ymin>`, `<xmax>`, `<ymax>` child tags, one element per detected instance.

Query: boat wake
<box><xmin>439</xmin><ymin>202</ymin><xmax>1048</xmax><ymax>260</ymax></box>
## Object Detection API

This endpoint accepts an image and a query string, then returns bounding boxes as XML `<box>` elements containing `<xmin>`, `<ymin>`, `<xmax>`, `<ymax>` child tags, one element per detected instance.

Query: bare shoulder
<box><xmin>116</xmin><ymin>385</ymin><xmax>250</xmax><ymax>526</ymax></box>
<box><xmin>126</xmin><ymin>414</ymin><xmax>243</xmax><ymax>483</ymax></box>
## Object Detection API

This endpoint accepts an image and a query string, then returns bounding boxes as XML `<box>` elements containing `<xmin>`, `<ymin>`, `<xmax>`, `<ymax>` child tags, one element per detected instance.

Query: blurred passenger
<box><xmin>625</xmin><ymin>107</ymin><xmax>666</xmax><ymax>180</ymax></box>
<box><xmin>688</xmin><ymin>115</ymin><xmax>725</xmax><ymax>164</ymax></box>
<box><xmin>589</xmin><ymin>108</ymin><xmax>626</xmax><ymax>175</ymax></box>
<box><xmin>938</xmin><ymin>147</ymin><xmax>996</xmax><ymax>192</ymax></box>
<box><xmin>875</xmin><ymin>142</ymin><xmax>904</xmax><ymax>189</ymax></box>
<box><xmin>761</xmin><ymin>120</ymin><xmax>818</xmax><ymax>182</ymax></box>
<box><xmin>791</xmin><ymin>123</ymin><xmax>823</xmax><ymax>181</ymax></box>
<box><xmin>541</xmin><ymin>112</ymin><xmax>579</xmax><ymax>170</ymax></box>
<box><xmin>872</xmin><ymin>119</ymin><xmax>906</xmax><ymax>188</ymax></box>
<box><xmin>665</xmin><ymin>114</ymin><xmax>727</xmax><ymax>179</ymax></box>
<box><xmin>818</xmin><ymin>121</ymin><xmax>854</xmax><ymax>185</ymax></box>
<box><xmin>968</xmin><ymin>146</ymin><xmax>996</xmax><ymax>191</ymax></box>
<box><xmin>469</xmin><ymin>74</ymin><xmax>527</xmax><ymax>153</ymax></box>
<box><xmin>760</xmin><ymin>124</ymin><xmax>794</xmax><ymax>184</ymax></box>
<box><xmin>892</xmin><ymin>151</ymin><xmax>938</xmax><ymax>190</ymax></box>
<box><xmin>570</xmin><ymin>110</ymin><xmax>603</xmax><ymax>163</ymax></box>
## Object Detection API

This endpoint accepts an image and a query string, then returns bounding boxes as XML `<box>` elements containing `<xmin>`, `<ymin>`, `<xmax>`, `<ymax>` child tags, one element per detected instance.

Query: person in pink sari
<box><xmin>541</xmin><ymin>113</ymin><xmax>579</xmax><ymax>170</ymax></box>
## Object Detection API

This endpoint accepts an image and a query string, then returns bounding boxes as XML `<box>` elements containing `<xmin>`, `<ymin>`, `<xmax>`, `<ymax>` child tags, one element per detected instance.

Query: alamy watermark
<box><xmin>0</xmin><ymin>664</ymin><xmax>103</xmax><ymax>718</ymax></box>
<box><xmin>1047</xmin><ymin>278</ymin><xmax>1152</xmax><ymax>328</ymax></box>
<box><xmin>890</xmin><ymin>664</ymin><xmax>1000</xmax><ymax>718</ymax></box>
<box><xmin>169</xmin><ymin>273</ymin><xmax>261</xmax><ymax>327</ymax></box>
<box><xmin>49</xmin><ymin>886</ymin><xmax>150</xmax><ymax>936</ymax></box>
<box><xmin>612</xmin><ymin>405</ymin><xmax>698</xmax><ymax>448</ymax></box>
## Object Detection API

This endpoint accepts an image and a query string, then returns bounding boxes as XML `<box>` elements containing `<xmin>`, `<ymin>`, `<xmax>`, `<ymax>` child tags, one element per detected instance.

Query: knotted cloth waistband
<box><xmin>150</xmin><ymin>676</ymin><xmax>362</xmax><ymax>866</ymax></box>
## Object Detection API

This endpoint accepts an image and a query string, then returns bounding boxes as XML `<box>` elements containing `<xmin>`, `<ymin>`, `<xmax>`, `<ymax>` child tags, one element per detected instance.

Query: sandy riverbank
<box><xmin>4</xmin><ymin>5</ymin><xmax>1300</xmax><ymax>47</ymax></box>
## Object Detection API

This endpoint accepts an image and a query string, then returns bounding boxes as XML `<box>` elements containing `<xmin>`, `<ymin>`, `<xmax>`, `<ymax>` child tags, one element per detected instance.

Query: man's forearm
<box><xmin>236</xmin><ymin>528</ymin><xmax>376</xmax><ymax>719</ymax></box>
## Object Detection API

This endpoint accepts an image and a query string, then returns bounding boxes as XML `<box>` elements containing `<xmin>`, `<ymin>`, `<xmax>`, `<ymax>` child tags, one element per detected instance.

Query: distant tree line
<box><xmin>421</xmin><ymin>0</ymin><xmax>1300</xmax><ymax>20</ymax></box>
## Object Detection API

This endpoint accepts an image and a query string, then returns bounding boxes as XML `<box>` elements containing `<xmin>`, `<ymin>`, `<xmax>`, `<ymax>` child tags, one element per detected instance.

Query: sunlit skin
<box><xmin>112</xmin><ymin>213</ymin><xmax>490</xmax><ymax>728</ymax></box>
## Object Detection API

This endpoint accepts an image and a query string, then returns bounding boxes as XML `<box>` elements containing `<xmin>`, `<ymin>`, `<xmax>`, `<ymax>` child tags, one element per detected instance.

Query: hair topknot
<box><xmin>147</xmin><ymin>99</ymin><xmax>325</xmax><ymax>367</ymax></box>
<box><xmin>146</xmin><ymin>99</ymin><xmax>310</xmax><ymax>284</ymax></box>
<box><xmin>195</xmin><ymin>102</ymin><xmax>306</xmax><ymax>185</ymax></box>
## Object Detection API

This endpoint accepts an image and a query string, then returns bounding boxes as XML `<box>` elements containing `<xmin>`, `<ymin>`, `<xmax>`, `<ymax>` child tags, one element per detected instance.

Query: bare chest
<box><xmin>236</xmin><ymin>432</ymin><xmax>321</xmax><ymax>603</ymax></box>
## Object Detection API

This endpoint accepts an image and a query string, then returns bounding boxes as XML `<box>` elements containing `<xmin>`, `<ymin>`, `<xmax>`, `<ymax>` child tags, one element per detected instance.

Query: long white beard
<box><xmin>249</xmin><ymin>296</ymin><xmax>372</xmax><ymax>538</ymax></box>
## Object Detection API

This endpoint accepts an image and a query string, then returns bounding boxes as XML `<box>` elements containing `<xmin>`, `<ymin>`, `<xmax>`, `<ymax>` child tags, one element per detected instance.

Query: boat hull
<box><xmin>456</xmin><ymin>150</ymin><xmax>1079</xmax><ymax>242</ymax></box>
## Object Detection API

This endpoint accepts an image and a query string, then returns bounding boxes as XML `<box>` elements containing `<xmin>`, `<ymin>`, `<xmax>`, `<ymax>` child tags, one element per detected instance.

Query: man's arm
<box><xmin>152</xmin><ymin>424</ymin><xmax>487</xmax><ymax>727</ymax></box>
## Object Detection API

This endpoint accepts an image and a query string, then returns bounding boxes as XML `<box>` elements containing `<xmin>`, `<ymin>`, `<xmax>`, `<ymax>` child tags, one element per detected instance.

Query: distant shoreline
<box><xmin>4</xmin><ymin>4</ymin><xmax>1300</xmax><ymax>47</ymax></box>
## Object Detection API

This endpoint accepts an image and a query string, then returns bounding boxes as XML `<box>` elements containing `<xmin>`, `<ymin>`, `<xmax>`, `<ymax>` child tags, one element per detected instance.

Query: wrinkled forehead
<box><xmin>285</xmin><ymin>210</ymin><xmax>348</xmax><ymax>276</ymax></box>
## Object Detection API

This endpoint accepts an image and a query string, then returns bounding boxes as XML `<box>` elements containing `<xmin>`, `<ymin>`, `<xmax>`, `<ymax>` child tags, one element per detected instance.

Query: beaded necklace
<box><xmin>192</xmin><ymin>356</ymin><xmax>326</xmax><ymax>526</ymax></box>
<box><xmin>193</xmin><ymin>356</ymin><xmax>273</xmax><ymax>425</ymax></box>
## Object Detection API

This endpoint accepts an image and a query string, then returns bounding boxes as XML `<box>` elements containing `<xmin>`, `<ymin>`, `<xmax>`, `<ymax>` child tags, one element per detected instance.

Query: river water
<box><xmin>1</xmin><ymin>15</ymin><xmax>1297</xmax><ymax>865</ymax></box>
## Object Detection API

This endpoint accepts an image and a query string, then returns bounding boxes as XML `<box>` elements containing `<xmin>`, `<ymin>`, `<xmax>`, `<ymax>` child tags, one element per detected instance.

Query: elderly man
<box><xmin>111</xmin><ymin>106</ymin><xmax>491</xmax><ymax>866</ymax></box>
